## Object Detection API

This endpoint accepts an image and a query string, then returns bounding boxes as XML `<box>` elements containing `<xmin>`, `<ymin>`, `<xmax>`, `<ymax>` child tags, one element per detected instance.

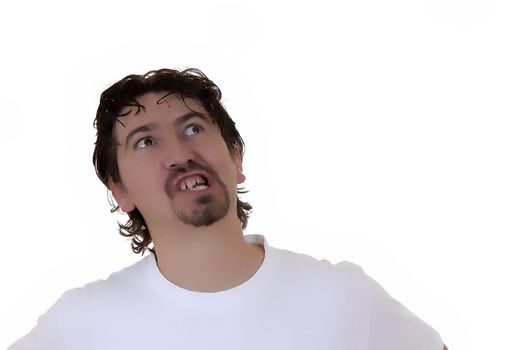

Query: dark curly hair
<box><xmin>93</xmin><ymin>68</ymin><xmax>252</xmax><ymax>255</ymax></box>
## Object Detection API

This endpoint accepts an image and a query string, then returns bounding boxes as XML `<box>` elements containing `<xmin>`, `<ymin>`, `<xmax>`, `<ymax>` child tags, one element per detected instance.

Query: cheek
<box><xmin>118</xmin><ymin>157</ymin><xmax>163</xmax><ymax>194</ymax></box>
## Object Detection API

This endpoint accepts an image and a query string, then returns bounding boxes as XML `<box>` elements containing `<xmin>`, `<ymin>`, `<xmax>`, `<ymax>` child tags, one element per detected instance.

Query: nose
<box><xmin>161</xmin><ymin>137</ymin><xmax>194</xmax><ymax>170</ymax></box>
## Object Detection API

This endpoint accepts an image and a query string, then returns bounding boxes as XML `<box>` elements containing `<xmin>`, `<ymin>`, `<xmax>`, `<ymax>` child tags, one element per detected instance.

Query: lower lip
<box><xmin>177</xmin><ymin>185</ymin><xmax>211</xmax><ymax>194</ymax></box>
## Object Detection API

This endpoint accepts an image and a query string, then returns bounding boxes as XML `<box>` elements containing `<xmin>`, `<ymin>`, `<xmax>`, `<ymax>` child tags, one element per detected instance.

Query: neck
<box><xmin>150</xmin><ymin>215</ymin><xmax>265</xmax><ymax>292</ymax></box>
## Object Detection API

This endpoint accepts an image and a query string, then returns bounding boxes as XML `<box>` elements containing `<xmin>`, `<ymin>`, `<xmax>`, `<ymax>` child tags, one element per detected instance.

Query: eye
<box><xmin>184</xmin><ymin>125</ymin><xmax>202</xmax><ymax>136</ymax></box>
<box><xmin>136</xmin><ymin>137</ymin><xmax>155</xmax><ymax>149</ymax></box>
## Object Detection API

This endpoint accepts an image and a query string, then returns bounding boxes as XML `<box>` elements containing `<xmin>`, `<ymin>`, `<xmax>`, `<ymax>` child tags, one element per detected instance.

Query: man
<box><xmin>9</xmin><ymin>68</ymin><xmax>447</xmax><ymax>349</ymax></box>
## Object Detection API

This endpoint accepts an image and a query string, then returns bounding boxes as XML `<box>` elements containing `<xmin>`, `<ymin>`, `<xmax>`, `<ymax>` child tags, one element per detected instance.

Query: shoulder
<box><xmin>52</xmin><ymin>256</ymin><xmax>153</xmax><ymax>336</ymax></box>
<box><xmin>7</xmin><ymin>256</ymin><xmax>153</xmax><ymax>349</ymax></box>
<box><xmin>271</xmin><ymin>245</ymin><xmax>444</xmax><ymax>349</ymax></box>
<box><xmin>271</xmin><ymin>245</ymin><xmax>371</xmax><ymax>298</ymax></box>
<box><xmin>273</xmin><ymin>244</ymin><xmax>365</xmax><ymax>277</ymax></box>
<box><xmin>55</xmin><ymin>255</ymin><xmax>152</xmax><ymax>313</ymax></box>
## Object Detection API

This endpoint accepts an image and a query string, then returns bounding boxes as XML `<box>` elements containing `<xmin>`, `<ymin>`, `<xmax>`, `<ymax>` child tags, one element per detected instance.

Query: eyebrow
<box><xmin>122</xmin><ymin>112</ymin><xmax>211</xmax><ymax>150</ymax></box>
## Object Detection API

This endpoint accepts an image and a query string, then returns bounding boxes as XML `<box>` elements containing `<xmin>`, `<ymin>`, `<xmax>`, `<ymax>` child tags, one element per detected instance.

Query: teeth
<box><xmin>179</xmin><ymin>175</ymin><xmax>208</xmax><ymax>191</ymax></box>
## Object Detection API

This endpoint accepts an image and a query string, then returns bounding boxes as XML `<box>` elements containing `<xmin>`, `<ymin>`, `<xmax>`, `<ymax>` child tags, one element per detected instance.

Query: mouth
<box><xmin>175</xmin><ymin>173</ymin><xmax>210</xmax><ymax>192</ymax></box>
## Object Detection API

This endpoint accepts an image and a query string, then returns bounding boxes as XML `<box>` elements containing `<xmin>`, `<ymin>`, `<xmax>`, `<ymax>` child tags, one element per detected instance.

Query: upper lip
<box><xmin>173</xmin><ymin>171</ymin><xmax>210</xmax><ymax>191</ymax></box>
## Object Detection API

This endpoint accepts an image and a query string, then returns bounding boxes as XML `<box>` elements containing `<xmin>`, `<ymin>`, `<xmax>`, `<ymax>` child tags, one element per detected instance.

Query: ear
<box><xmin>231</xmin><ymin>146</ymin><xmax>246</xmax><ymax>184</ymax></box>
<box><xmin>108</xmin><ymin>178</ymin><xmax>136</xmax><ymax>213</ymax></box>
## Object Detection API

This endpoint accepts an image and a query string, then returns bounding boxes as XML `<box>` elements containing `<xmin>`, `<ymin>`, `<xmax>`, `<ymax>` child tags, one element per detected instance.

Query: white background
<box><xmin>1</xmin><ymin>0</ymin><xmax>522</xmax><ymax>349</ymax></box>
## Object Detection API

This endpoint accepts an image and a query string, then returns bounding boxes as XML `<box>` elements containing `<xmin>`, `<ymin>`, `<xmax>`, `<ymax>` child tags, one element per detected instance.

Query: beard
<box><xmin>164</xmin><ymin>160</ymin><xmax>231</xmax><ymax>227</ymax></box>
<box><xmin>174</xmin><ymin>182</ymin><xmax>230</xmax><ymax>227</ymax></box>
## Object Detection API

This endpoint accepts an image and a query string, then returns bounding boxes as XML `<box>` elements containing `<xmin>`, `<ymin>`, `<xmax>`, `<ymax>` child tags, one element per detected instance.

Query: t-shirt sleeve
<box><xmin>7</xmin><ymin>295</ymin><xmax>69</xmax><ymax>350</ymax></box>
<box><xmin>364</xmin><ymin>274</ymin><xmax>443</xmax><ymax>350</ymax></box>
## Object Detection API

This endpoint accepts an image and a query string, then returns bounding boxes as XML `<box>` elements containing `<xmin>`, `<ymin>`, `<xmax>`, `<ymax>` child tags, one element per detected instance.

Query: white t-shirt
<box><xmin>9</xmin><ymin>234</ymin><xmax>443</xmax><ymax>350</ymax></box>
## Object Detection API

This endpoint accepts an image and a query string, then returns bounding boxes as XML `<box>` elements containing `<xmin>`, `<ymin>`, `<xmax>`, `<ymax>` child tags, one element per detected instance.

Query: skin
<box><xmin>109</xmin><ymin>92</ymin><xmax>264</xmax><ymax>292</ymax></box>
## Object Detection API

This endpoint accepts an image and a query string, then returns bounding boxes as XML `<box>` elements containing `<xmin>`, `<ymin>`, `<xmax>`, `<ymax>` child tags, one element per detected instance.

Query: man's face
<box><xmin>110</xmin><ymin>92</ymin><xmax>245</xmax><ymax>230</ymax></box>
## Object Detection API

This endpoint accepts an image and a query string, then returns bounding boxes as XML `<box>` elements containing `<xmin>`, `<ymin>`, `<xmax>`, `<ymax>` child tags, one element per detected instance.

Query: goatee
<box><xmin>164</xmin><ymin>160</ymin><xmax>231</xmax><ymax>227</ymax></box>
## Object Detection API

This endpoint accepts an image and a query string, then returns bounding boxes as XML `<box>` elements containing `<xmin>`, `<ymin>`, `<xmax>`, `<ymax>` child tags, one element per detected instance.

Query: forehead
<box><xmin>118</xmin><ymin>92</ymin><xmax>207</xmax><ymax>118</ymax></box>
